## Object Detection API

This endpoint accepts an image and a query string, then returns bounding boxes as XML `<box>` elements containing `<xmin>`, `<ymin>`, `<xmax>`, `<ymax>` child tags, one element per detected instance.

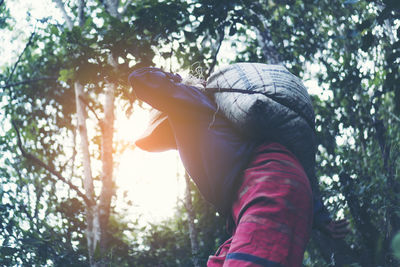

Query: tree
<box><xmin>211</xmin><ymin>1</ymin><xmax>400</xmax><ymax>265</ymax></box>
<box><xmin>184</xmin><ymin>171</ymin><xmax>201</xmax><ymax>267</ymax></box>
<box><xmin>1</xmin><ymin>0</ymin><xmax>189</xmax><ymax>265</ymax></box>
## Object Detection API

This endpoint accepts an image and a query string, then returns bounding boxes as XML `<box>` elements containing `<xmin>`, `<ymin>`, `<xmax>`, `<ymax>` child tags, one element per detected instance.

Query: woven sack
<box><xmin>206</xmin><ymin>63</ymin><xmax>317</xmax><ymax>179</ymax></box>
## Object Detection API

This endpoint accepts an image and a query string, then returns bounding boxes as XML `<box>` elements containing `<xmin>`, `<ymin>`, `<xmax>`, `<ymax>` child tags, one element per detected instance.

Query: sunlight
<box><xmin>117</xmin><ymin>149</ymin><xmax>185</xmax><ymax>223</ymax></box>
<box><xmin>3</xmin><ymin>0</ymin><xmax>187</xmax><ymax>225</ymax></box>
<box><xmin>0</xmin><ymin>0</ymin><xmax>63</xmax><ymax>66</ymax></box>
<box><xmin>114</xmin><ymin>104</ymin><xmax>185</xmax><ymax>224</ymax></box>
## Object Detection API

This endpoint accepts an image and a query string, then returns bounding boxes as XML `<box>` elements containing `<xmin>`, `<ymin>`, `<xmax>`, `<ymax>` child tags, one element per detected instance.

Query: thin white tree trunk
<box><xmin>55</xmin><ymin>1</ymin><xmax>121</xmax><ymax>265</ymax></box>
<box><xmin>98</xmin><ymin>70</ymin><xmax>115</xmax><ymax>258</ymax></box>
<box><xmin>104</xmin><ymin>0</ymin><xmax>120</xmax><ymax>19</ymax></box>
<box><xmin>248</xmin><ymin>3</ymin><xmax>282</xmax><ymax>65</ymax></box>
<box><xmin>74</xmin><ymin>81</ymin><xmax>100</xmax><ymax>265</ymax></box>
<box><xmin>53</xmin><ymin>0</ymin><xmax>73</xmax><ymax>30</ymax></box>
<box><xmin>184</xmin><ymin>172</ymin><xmax>201</xmax><ymax>267</ymax></box>
<box><xmin>95</xmin><ymin>2</ymin><xmax>119</xmax><ymax>257</ymax></box>
<box><xmin>256</xmin><ymin>25</ymin><xmax>283</xmax><ymax>65</ymax></box>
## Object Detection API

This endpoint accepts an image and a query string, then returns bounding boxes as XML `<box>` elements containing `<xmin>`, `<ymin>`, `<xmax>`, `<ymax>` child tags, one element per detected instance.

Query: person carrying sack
<box><xmin>128</xmin><ymin>63</ymin><xmax>348</xmax><ymax>267</ymax></box>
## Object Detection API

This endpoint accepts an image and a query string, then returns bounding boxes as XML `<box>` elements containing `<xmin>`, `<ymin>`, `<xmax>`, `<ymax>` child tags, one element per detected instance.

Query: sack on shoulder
<box><xmin>206</xmin><ymin>63</ymin><xmax>317</xmax><ymax>179</ymax></box>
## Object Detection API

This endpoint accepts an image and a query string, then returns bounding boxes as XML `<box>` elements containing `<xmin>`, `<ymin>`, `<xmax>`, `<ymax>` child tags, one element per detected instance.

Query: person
<box><xmin>128</xmin><ymin>66</ymin><xmax>349</xmax><ymax>267</ymax></box>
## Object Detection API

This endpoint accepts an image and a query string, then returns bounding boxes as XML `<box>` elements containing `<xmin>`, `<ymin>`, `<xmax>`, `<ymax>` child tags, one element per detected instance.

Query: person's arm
<box><xmin>321</xmin><ymin>219</ymin><xmax>350</xmax><ymax>239</ymax></box>
<box><xmin>128</xmin><ymin>67</ymin><xmax>214</xmax><ymax>114</ymax></box>
<box><xmin>313</xmin><ymin>196</ymin><xmax>350</xmax><ymax>239</ymax></box>
<box><xmin>313</xmin><ymin>195</ymin><xmax>332</xmax><ymax>228</ymax></box>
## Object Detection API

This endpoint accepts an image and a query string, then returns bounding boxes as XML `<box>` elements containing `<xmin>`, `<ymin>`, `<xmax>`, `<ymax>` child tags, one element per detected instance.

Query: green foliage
<box><xmin>0</xmin><ymin>0</ymin><xmax>11</xmax><ymax>30</ymax></box>
<box><xmin>393</xmin><ymin>232</ymin><xmax>400</xmax><ymax>260</ymax></box>
<box><xmin>128</xmin><ymin>181</ymin><xmax>227</xmax><ymax>267</ymax></box>
<box><xmin>58</xmin><ymin>68</ymin><xmax>75</xmax><ymax>83</ymax></box>
<box><xmin>1</xmin><ymin>0</ymin><xmax>399</xmax><ymax>265</ymax></box>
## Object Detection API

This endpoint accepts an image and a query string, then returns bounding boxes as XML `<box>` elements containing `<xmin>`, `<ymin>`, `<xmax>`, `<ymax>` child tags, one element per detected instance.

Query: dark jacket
<box><xmin>129</xmin><ymin>67</ymin><xmax>331</xmax><ymax>226</ymax></box>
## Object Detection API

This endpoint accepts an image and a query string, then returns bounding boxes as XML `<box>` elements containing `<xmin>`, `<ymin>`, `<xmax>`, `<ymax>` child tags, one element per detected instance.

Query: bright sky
<box><xmin>113</xmin><ymin>105</ymin><xmax>186</xmax><ymax>224</ymax></box>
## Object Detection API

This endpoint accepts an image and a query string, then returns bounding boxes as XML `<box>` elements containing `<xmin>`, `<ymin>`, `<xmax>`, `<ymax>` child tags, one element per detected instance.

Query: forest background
<box><xmin>1</xmin><ymin>0</ymin><xmax>400</xmax><ymax>266</ymax></box>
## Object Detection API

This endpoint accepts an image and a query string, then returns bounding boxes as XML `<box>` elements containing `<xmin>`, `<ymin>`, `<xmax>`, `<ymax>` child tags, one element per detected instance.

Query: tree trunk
<box><xmin>248</xmin><ymin>3</ymin><xmax>283</xmax><ymax>65</ymax></box>
<box><xmin>98</xmin><ymin>70</ymin><xmax>115</xmax><ymax>260</ymax></box>
<box><xmin>55</xmin><ymin>1</ymin><xmax>121</xmax><ymax>264</ymax></box>
<box><xmin>255</xmin><ymin>25</ymin><xmax>283</xmax><ymax>65</ymax></box>
<box><xmin>74</xmin><ymin>81</ymin><xmax>100</xmax><ymax>265</ymax></box>
<box><xmin>184</xmin><ymin>172</ymin><xmax>201</xmax><ymax>267</ymax></box>
<box><xmin>104</xmin><ymin>0</ymin><xmax>120</xmax><ymax>19</ymax></box>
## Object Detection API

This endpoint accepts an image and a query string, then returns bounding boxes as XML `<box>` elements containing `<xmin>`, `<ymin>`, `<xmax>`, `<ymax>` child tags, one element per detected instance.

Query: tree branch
<box><xmin>103</xmin><ymin>0</ymin><xmax>120</xmax><ymax>19</ymax></box>
<box><xmin>98</xmin><ymin>0</ymin><xmax>108</xmax><ymax>11</ymax></box>
<box><xmin>70</xmin><ymin>127</ymin><xmax>78</xmax><ymax>182</ymax></box>
<box><xmin>373</xmin><ymin>119</ymin><xmax>400</xmax><ymax>233</ymax></box>
<box><xmin>206</xmin><ymin>29</ymin><xmax>225</xmax><ymax>79</ymax></box>
<box><xmin>184</xmin><ymin>172</ymin><xmax>201</xmax><ymax>267</ymax></box>
<box><xmin>121</xmin><ymin>0</ymin><xmax>132</xmax><ymax>15</ymax></box>
<box><xmin>78</xmin><ymin>95</ymin><xmax>102</xmax><ymax>124</ymax></box>
<box><xmin>1</xmin><ymin>76</ymin><xmax>58</xmax><ymax>88</ymax></box>
<box><xmin>373</xmin><ymin>119</ymin><xmax>390</xmax><ymax>169</ymax></box>
<box><xmin>247</xmin><ymin>2</ymin><xmax>283</xmax><ymax>65</ymax></box>
<box><xmin>13</xmin><ymin>161</ymin><xmax>35</xmax><ymax>224</ymax></box>
<box><xmin>78</xmin><ymin>0</ymin><xmax>86</xmax><ymax>27</ymax></box>
<box><xmin>5</xmin><ymin>29</ymin><xmax>36</xmax><ymax>89</ymax></box>
<box><xmin>339</xmin><ymin>172</ymin><xmax>379</xmax><ymax>250</ymax></box>
<box><xmin>389</xmin><ymin>111</ymin><xmax>400</xmax><ymax>123</ymax></box>
<box><xmin>12</xmin><ymin>121</ymin><xmax>94</xmax><ymax>207</ymax></box>
<box><xmin>53</xmin><ymin>0</ymin><xmax>74</xmax><ymax>30</ymax></box>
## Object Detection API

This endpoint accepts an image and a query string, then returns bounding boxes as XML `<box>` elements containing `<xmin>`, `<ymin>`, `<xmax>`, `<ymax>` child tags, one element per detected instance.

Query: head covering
<box><xmin>135</xmin><ymin>109</ymin><xmax>176</xmax><ymax>152</ymax></box>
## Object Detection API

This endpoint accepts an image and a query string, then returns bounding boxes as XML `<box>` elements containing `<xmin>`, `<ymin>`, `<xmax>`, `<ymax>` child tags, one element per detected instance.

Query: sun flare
<box><xmin>114</xmin><ymin>104</ymin><xmax>185</xmax><ymax>224</ymax></box>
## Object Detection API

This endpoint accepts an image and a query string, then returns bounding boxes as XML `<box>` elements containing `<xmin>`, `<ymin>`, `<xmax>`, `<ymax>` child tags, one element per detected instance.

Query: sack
<box><xmin>206</xmin><ymin>63</ymin><xmax>316</xmax><ymax>179</ymax></box>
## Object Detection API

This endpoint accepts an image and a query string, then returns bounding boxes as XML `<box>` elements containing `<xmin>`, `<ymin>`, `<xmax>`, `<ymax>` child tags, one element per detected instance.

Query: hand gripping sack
<box><xmin>205</xmin><ymin>63</ymin><xmax>317</xmax><ymax>180</ymax></box>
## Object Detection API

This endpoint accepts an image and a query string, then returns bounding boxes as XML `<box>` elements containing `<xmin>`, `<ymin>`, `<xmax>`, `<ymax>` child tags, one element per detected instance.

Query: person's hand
<box><xmin>322</xmin><ymin>219</ymin><xmax>351</xmax><ymax>239</ymax></box>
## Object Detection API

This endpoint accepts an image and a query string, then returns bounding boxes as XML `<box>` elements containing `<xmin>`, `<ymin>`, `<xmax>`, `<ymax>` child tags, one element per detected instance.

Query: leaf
<box><xmin>50</xmin><ymin>25</ymin><xmax>59</xmax><ymax>36</ymax></box>
<box><xmin>58</xmin><ymin>68</ymin><xmax>74</xmax><ymax>82</ymax></box>
<box><xmin>392</xmin><ymin>232</ymin><xmax>400</xmax><ymax>260</ymax></box>
<box><xmin>361</xmin><ymin>32</ymin><xmax>374</xmax><ymax>52</ymax></box>
<box><xmin>21</xmin><ymin>238</ymin><xmax>43</xmax><ymax>246</ymax></box>
<box><xmin>93</xmin><ymin>242</ymin><xmax>102</xmax><ymax>261</ymax></box>
<box><xmin>229</xmin><ymin>24</ymin><xmax>237</xmax><ymax>36</ymax></box>
<box><xmin>0</xmin><ymin>247</ymin><xmax>17</xmax><ymax>256</ymax></box>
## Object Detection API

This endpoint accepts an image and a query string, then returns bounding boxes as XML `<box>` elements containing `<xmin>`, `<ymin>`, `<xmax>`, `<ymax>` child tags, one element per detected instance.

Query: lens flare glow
<box><xmin>114</xmin><ymin>104</ymin><xmax>185</xmax><ymax>224</ymax></box>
